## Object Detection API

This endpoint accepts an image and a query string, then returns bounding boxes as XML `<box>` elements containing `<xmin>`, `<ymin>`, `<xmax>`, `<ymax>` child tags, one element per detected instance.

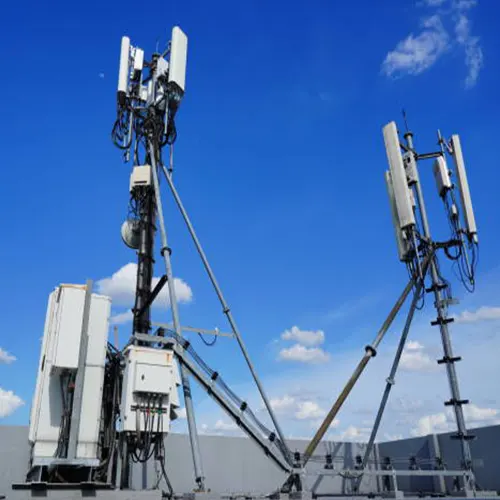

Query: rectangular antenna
<box><xmin>383</xmin><ymin>122</ymin><xmax>415</xmax><ymax>229</ymax></box>
<box><xmin>433</xmin><ymin>156</ymin><xmax>451</xmax><ymax>197</ymax></box>
<box><xmin>385</xmin><ymin>171</ymin><xmax>410</xmax><ymax>262</ymax></box>
<box><xmin>450</xmin><ymin>135</ymin><xmax>477</xmax><ymax>240</ymax></box>
<box><xmin>118</xmin><ymin>36</ymin><xmax>131</xmax><ymax>104</ymax></box>
<box><xmin>169</xmin><ymin>26</ymin><xmax>188</xmax><ymax>93</ymax></box>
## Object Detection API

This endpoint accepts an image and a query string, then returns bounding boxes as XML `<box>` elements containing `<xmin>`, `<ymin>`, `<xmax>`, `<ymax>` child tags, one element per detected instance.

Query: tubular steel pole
<box><xmin>160</xmin><ymin>162</ymin><xmax>290</xmax><ymax>459</ymax></box>
<box><xmin>405</xmin><ymin>132</ymin><xmax>474</xmax><ymax>481</ymax></box>
<box><xmin>149</xmin><ymin>142</ymin><xmax>206</xmax><ymax>490</ymax></box>
<box><xmin>360</xmin><ymin>265</ymin><xmax>430</xmax><ymax>479</ymax></box>
<box><xmin>301</xmin><ymin>256</ymin><xmax>430</xmax><ymax>468</ymax></box>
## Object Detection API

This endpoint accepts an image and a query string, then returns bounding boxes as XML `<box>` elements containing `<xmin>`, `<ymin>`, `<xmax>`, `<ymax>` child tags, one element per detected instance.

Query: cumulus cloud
<box><xmin>382</xmin><ymin>15</ymin><xmax>449</xmax><ymax>78</ymax></box>
<box><xmin>110</xmin><ymin>310</ymin><xmax>134</xmax><ymax>325</ymax></box>
<box><xmin>399</xmin><ymin>340</ymin><xmax>438</xmax><ymax>373</ymax></box>
<box><xmin>278</xmin><ymin>344</ymin><xmax>330</xmax><ymax>364</ymax></box>
<box><xmin>0</xmin><ymin>388</ymin><xmax>24</xmax><ymax>418</ymax></box>
<box><xmin>269</xmin><ymin>395</ymin><xmax>332</xmax><ymax>423</ymax></box>
<box><xmin>0</xmin><ymin>347</ymin><xmax>16</xmax><ymax>364</ymax></box>
<box><xmin>281</xmin><ymin>326</ymin><xmax>325</xmax><ymax>347</ymax></box>
<box><xmin>295</xmin><ymin>401</ymin><xmax>326</xmax><ymax>420</ymax></box>
<box><xmin>411</xmin><ymin>412</ymin><xmax>451</xmax><ymax>436</ymax></box>
<box><xmin>455</xmin><ymin>306</ymin><xmax>500</xmax><ymax>323</ymax></box>
<box><xmin>270</xmin><ymin>395</ymin><xmax>296</xmax><ymax>413</ymax></box>
<box><xmin>96</xmin><ymin>263</ymin><xmax>193</xmax><ymax>308</ymax></box>
<box><xmin>411</xmin><ymin>404</ymin><xmax>499</xmax><ymax>436</ymax></box>
<box><xmin>338</xmin><ymin>425</ymin><xmax>371</xmax><ymax>442</ymax></box>
<box><xmin>199</xmin><ymin>419</ymin><xmax>241</xmax><ymax>436</ymax></box>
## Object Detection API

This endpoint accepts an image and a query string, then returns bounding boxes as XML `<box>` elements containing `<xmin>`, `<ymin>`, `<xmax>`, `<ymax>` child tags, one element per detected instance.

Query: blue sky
<box><xmin>1</xmin><ymin>0</ymin><xmax>500</xmax><ymax>442</ymax></box>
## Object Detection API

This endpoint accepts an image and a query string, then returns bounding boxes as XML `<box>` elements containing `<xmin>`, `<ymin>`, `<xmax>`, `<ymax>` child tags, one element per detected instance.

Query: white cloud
<box><xmin>411</xmin><ymin>404</ymin><xmax>499</xmax><ymax>436</ymax></box>
<box><xmin>278</xmin><ymin>344</ymin><xmax>330</xmax><ymax>364</ymax></box>
<box><xmin>382</xmin><ymin>0</ymin><xmax>483</xmax><ymax>88</ymax></box>
<box><xmin>110</xmin><ymin>310</ymin><xmax>133</xmax><ymax>325</ymax></box>
<box><xmin>96</xmin><ymin>263</ymin><xmax>193</xmax><ymax>308</ymax></box>
<box><xmin>382</xmin><ymin>15</ymin><xmax>449</xmax><ymax>78</ymax></box>
<box><xmin>270</xmin><ymin>395</ymin><xmax>296</xmax><ymax>413</ymax></box>
<box><xmin>424</xmin><ymin>0</ymin><xmax>447</xmax><ymax>5</ymax></box>
<box><xmin>411</xmin><ymin>412</ymin><xmax>451</xmax><ymax>436</ymax></box>
<box><xmin>281</xmin><ymin>326</ymin><xmax>325</xmax><ymax>346</ymax></box>
<box><xmin>214</xmin><ymin>419</ymin><xmax>238</xmax><ymax>432</ymax></box>
<box><xmin>0</xmin><ymin>388</ymin><xmax>24</xmax><ymax>418</ymax></box>
<box><xmin>295</xmin><ymin>401</ymin><xmax>326</xmax><ymax>420</ymax></box>
<box><xmin>463</xmin><ymin>403</ymin><xmax>499</xmax><ymax>423</ymax></box>
<box><xmin>339</xmin><ymin>425</ymin><xmax>370</xmax><ymax>442</ymax></box>
<box><xmin>0</xmin><ymin>347</ymin><xmax>16</xmax><ymax>364</ymax></box>
<box><xmin>455</xmin><ymin>306</ymin><xmax>500</xmax><ymax>324</ymax></box>
<box><xmin>399</xmin><ymin>340</ymin><xmax>437</xmax><ymax>373</ymax></box>
<box><xmin>454</xmin><ymin>13</ymin><xmax>483</xmax><ymax>88</ymax></box>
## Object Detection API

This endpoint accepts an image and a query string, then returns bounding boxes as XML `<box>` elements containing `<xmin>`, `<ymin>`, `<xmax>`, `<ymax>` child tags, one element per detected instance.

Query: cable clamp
<box><xmin>444</xmin><ymin>398</ymin><xmax>469</xmax><ymax>407</ymax></box>
<box><xmin>365</xmin><ymin>345</ymin><xmax>377</xmax><ymax>357</ymax></box>
<box><xmin>431</xmin><ymin>317</ymin><xmax>454</xmax><ymax>326</ymax></box>
<box><xmin>160</xmin><ymin>246</ymin><xmax>172</xmax><ymax>256</ymax></box>
<box><xmin>450</xmin><ymin>432</ymin><xmax>476</xmax><ymax>441</ymax></box>
<box><xmin>437</xmin><ymin>356</ymin><xmax>462</xmax><ymax>365</ymax></box>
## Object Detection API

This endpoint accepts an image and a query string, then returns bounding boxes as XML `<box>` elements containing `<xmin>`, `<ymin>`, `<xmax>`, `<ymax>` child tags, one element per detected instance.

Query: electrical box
<box><xmin>403</xmin><ymin>152</ymin><xmax>418</xmax><ymax>186</ymax></box>
<box><xmin>383</xmin><ymin>122</ymin><xmax>416</xmax><ymax>229</ymax></box>
<box><xmin>132</xmin><ymin>47</ymin><xmax>144</xmax><ymax>75</ymax></box>
<box><xmin>451</xmin><ymin>135</ymin><xmax>477</xmax><ymax>240</ymax></box>
<box><xmin>121</xmin><ymin>346</ymin><xmax>181</xmax><ymax>433</ymax></box>
<box><xmin>129</xmin><ymin>165</ymin><xmax>152</xmax><ymax>192</ymax></box>
<box><xmin>385</xmin><ymin>171</ymin><xmax>411</xmax><ymax>262</ymax></box>
<box><xmin>168</xmin><ymin>26</ymin><xmax>188</xmax><ymax>93</ymax></box>
<box><xmin>155</xmin><ymin>57</ymin><xmax>169</xmax><ymax>80</ymax></box>
<box><xmin>433</xmin><ymin>156</ymin><xmax>452</xmax><ymax>197</ymax></box>
<box><xmin>28</xmin><ymin>285</ymin><xmax>111</xmax><ymax>463</ymax></box>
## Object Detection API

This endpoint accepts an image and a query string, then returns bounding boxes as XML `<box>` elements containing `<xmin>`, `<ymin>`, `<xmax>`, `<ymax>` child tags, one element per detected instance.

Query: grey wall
<box><xmin>378</xmin><ymin>424</ymin><xmax>500</xmax><ymax>495</ymax></box>
<box><xmin>0</xmin><ymin>427</ymin><xmax>376</xmax><ymax>497</ymax></box>
<box><xmin>1</xmin><ymin>424</ymin><xmax>499</xmax><ymax>498</ymax></box>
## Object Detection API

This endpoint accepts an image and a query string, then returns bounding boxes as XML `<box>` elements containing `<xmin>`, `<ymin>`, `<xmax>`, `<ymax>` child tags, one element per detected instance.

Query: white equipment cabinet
<box><xmin>120</xmin><ymin>345</ymin><xmax>181</xmax><ymax>433</ymax></box>
<box><xmin>28</xmin><ymin>284</ymin><xmax>111</xmax><ymax>464</ymax></box>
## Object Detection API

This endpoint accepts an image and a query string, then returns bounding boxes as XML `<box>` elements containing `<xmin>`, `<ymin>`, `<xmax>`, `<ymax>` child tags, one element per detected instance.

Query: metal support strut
<box><xmin>280</xmin><ymin>253</ymin><xmax>433</xmax><ymax>494</ymax></box>
<box><xmin>358</xmin><ymin>261</ymin><xmax>431</xmax><ymax>488</ymax></box>
<box><xmin>159</xmin><ymin>160</ymin><xmax>290</xmax><ymax>461</ymax></box>
<box><xmin>148</xmin><ymin>141</ymin><xmax>206</xmax><ymax>490</ymax></box>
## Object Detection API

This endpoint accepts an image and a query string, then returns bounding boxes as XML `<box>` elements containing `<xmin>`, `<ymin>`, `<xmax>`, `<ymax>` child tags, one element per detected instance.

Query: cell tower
<box><xmin>379</xmin><ymin>115</ymin><xmax>479</xmax><ymax>486</ymax></box>
<box><xmin>111</xmin><ymin>26</ymin><xmax>293</xmax><ymax>491</ymax></box>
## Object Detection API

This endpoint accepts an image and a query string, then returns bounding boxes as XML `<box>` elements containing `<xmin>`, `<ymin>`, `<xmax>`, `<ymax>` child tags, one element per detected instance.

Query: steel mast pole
<box><xmin>405</xmin><ymin>131</ymin><xmax>474</xmax><ymax>488</ymax></box>
<box><xmin>148</xmin><ymin>141</ymin><xmax>206</xmax><ymax>490</ymax></box>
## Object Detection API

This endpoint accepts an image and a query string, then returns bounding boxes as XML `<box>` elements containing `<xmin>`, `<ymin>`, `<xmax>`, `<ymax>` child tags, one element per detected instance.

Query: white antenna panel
<box><xmin>451</xmin><ymin>135</ymin><xmax>477</xmax><ymax>239</ymax></box>
<box><xmin>169</xmin><ymin>26</ymin><xmax>188</xmax><ymax>93</ymax></box>
<box><xmin>433</xmin><ymin>156</ymin><xmax>451</xmax><ymax>197</ymax></box>
<box><xmin>133</xmin><ymin>48</ymin><xmax>144</xmax><ymax>74</ymax></box>
<box><xmin>383</xmin><ymin>122</ymin><xmax>415</xmax><ymax>229</ymax></box>
<box><xmin>118</xmin><ymin>36</ymin><xmax>131</xmax><ymax>101</ymax></box>
<box><xmin>385</xmin><ymin>171</ymin><xmax>410</xmax><ymax>262</ymax></box>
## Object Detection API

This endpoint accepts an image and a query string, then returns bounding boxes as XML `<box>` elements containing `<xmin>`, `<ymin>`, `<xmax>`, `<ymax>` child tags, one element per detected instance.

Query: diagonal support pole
<box><xmin>160</xmin><ymin>161</ymin><xmax>290</xmax><ymax>462</ymax></box>
<box><xmin>354</xmin><ymin>257</ymin><xmax>432</xmax><ymax>491</ymax></box>
<box><xmin>300</xmin><ymin>252</ymin><xmax>433</xmax><ymax>470</ymax></box>
<box><xmin>361</xmin><ymin>272</ymin><xmax>427</xmax><ymax>468</ymax></box>
<box><xmin>148</xmin><ymin>142</ymin><xmax>206</xmax><ymax>490</ymax></box>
